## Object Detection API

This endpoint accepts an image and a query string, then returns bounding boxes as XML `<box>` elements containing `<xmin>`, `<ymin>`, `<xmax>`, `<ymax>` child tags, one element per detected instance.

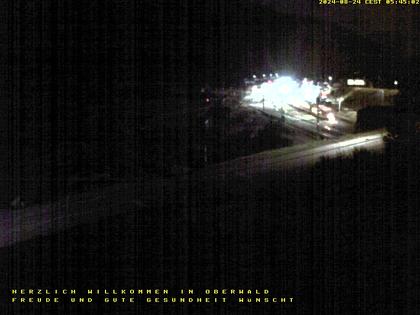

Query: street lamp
<box><xmin>338</xmin><ymin>97</ymin><xmax>344</xmax><ymax>112</ymax></box>
<box><xmin>328</xmin><ymin>76</ymin><xmax>332</xmax><ymax>81</ymax></box>
<box><xmin>316</xmin><ymin>95</ymin><xmax>320</xmax><ymax>135</ymax></box>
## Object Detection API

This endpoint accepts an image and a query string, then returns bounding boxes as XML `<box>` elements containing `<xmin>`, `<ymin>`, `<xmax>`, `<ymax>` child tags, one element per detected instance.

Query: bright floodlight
<box><xmin>246</xmin><ymin>75</ymin><xmax>322</xmax><ymax>110</ymax></box>
<box><xmin>262</xmin><ymin>74</ymin><xmax>266</xmax><ymax>78</ymax></box>
<box><xmin>328</xmin><ymin>76</ymin><xmax>332</xmax><ymax>81</ymax></box>
<box><xmin>275</xmin><ymin>76</ymin><xmax>296</xmax><ymax>95</ymax></box>
<box><xmin>301</xmin><ymin>78</ymin><xmax>321</xmax><ymax>103</ymax></box>
<box><xmin>253</xmin><ymin>75</ymin><xmax>257</xmax><ymax>79</ymax></box>
<box><xmin>394</xmin><ymin>80</ymin><xmax>398</xmax><ymax>86</ymax></box>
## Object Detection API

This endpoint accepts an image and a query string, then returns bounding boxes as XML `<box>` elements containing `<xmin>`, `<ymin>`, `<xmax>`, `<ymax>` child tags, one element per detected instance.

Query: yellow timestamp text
<box><xmin>319</xmin><ymin>0</ymin><xmax>420</xmax><ymax>4</ymax></box>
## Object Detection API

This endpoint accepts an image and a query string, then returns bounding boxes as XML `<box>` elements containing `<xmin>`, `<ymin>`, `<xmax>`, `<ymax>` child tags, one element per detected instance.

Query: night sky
<box><xmin>5</xmin><ymin>1</ymin><xmax>420</xmax><ymax>94</ymax></box>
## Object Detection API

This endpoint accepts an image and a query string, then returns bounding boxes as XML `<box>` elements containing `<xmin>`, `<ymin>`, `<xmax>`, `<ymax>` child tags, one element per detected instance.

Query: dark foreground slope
<box><xmin>1</xmin><ymin>142</ymin><xmax>420</xmax><ymax>314</ymax></box>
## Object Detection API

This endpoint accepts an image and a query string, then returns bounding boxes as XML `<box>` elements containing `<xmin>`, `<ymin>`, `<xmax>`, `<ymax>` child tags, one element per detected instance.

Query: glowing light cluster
<box><xmin>301</xmin><ymin>79</ymin><xmax>322</xmax><ymax>104</ymax></box>
<box><xmin>245</xmin><ymin>76</ymin><xmax>321</xmax><ymax>109</ymax></box>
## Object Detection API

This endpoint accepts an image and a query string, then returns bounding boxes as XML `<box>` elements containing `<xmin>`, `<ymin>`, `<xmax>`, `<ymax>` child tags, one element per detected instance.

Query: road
<box><xmin>0</xmin><ymin>128</ymin><xmax>386</xmax><ymax>249</ymax></box>
<box><xmin>244</xmin><ymin>99</ymin><xmax>355</xmax><ymax>141</ymax></box>
<box><xmin>204</xmin><ymin>128</ymin><xmax>386</xmax><ymax>178</ymax></box>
